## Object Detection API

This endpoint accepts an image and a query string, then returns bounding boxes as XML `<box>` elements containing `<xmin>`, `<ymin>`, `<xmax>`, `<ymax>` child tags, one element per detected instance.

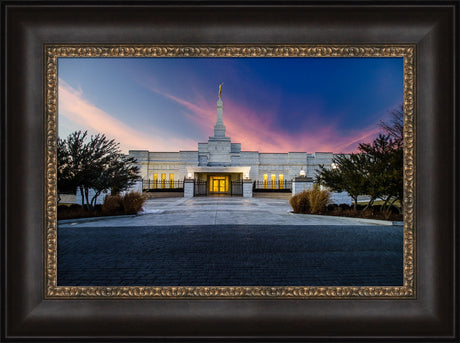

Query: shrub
<box><xmin>290</xmin><ymin>186</ymin><xmax>330</xmax><ymax>214</ymax></box>
<box><xmin>361</xmin><ymin>208</ymin><xmax>375</xmax><ymax>218</ymax></box>
<box><xmin>326</xmin><ymin>204</ymin><xmax>338</xmax><ymax>212</ymax></box>
<box><xmin>331</xmin><ymin>206</ymin><xmax>343</xmax><ymax>215</ymax></box>
<box><xmin>102</xmin><ymin>194</ymin><xmax>123</xmax><ymax>215</ymax></box>
<box><xmin>289</xmin><ymin>191</ymin><xmax>310</xmax><ymax>214</ymax></box>
<box><xmin>306</xmin><ymin>185</ymin><xmax>330</xmax><ymax>214</ymax></box>
<box><xmin>122</xmin><ymin>191</ymin><xmax>145</xmax><ymax>214</ymax></box>
<box><xmin>371</xmin><ymin>204</ymin><xmax>381</xmax><ymax>212</ymax></box>
<box><xmin>338</xmin><ymin>203</ymin><xmax>350</xmax><ymax>210</ymax></box>
<box><xmin>57</xmin><ymin>203</ymin><xmax>95</xmax><ymax>220</ymax></box>
<box><xmin>356</xmin><ymin>204</ymin><xmax>365</xmax><ymax>211</ymax></box>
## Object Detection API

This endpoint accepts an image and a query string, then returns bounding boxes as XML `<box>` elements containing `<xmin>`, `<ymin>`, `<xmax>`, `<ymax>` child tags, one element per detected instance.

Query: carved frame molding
<box><xmin>45</xmin><ymin>44</ymin><xmax>416</xmax><ymax>299</ymax></box>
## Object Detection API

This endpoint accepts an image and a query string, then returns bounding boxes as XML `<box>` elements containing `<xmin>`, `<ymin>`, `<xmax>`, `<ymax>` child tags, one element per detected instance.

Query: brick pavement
<box><xmin>57</xmin><ymin>224</ymin><xmax>403</xmax><ymax>286</ymax></box>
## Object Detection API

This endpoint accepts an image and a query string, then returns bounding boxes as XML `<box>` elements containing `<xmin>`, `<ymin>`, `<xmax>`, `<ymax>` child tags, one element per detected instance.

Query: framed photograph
<box><xmin>2</xmin><ymin>1</ymin><xmax>457</xmax><ymax>341</ymax></box>
<box><xmin>50</xmin><ymin>46</ymin><xmax>412</xmax><ymax>295</ymax></box>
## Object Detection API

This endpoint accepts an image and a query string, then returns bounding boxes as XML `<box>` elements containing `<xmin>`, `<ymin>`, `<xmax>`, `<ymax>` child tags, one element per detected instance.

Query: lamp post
<box><xmin>299</xmin><ymin>168</ymin><xmax>306</xmax><ymax>177</ymax></box>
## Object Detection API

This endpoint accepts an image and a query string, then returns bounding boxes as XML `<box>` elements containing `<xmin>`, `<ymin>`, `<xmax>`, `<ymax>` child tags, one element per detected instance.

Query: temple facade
<box><xmin>129</xmin><ymin>93</ymin><xmax>338</xmax><ymax>196</ymax></box>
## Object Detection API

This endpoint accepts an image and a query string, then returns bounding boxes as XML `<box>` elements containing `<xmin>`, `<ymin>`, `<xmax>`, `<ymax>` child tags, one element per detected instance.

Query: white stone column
<box><xmin>291</xmin><ymin>177</ymin><xmax>313</xmax><ymax>196</ymax></box>
<box><xmin>184</xmin><ymin>179</ymin><xmax>194</xmax><ymax>198</ymax></box>
<box><xmin>123</xmin><ymin>180</ymin><xmax>143</xmax><ymax>195</ymax></box>
<box><xmin>243</xmin><ymin>179</ymin><xmax>253</xmax><ymax>198</ymax></box>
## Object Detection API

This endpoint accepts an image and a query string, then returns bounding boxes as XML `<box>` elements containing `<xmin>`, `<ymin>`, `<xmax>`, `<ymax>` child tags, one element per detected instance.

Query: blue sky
<box><xmin>58</xmin><ymin>57</ymin><xmax>403</xmax><ymax>153</ymax></box>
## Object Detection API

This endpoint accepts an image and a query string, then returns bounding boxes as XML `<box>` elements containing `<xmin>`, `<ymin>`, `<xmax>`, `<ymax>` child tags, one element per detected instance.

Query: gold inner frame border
<box><xmin>44</xmin><ymin>45</ymin><xmax>416</xmax><ymax>299</ymax></box>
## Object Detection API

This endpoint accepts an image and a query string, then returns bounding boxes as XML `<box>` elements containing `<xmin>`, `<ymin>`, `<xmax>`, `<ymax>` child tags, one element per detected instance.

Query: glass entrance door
<box><xmin>209</xmin><ymin>176</ymin><xmax>228</xmax><ymax>193</ymax></box>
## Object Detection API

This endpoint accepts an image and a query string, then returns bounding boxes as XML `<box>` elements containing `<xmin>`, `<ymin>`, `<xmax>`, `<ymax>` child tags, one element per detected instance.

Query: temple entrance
<box><xmin>209</xmin><ymin>176</ymin><xmax>229</xmax><ymax>194</ymax></box>
<box><xmin>190</xmin><ymin>170</ymin><xmax>248</xmax><ymax>196</ymax></box>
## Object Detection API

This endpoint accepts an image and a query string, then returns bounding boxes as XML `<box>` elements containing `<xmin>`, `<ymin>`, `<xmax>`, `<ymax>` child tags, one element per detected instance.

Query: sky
<box><xmin>58</xmin><ymin>57</ymin><xmax>403</xmax><ymax>154</ymax></box>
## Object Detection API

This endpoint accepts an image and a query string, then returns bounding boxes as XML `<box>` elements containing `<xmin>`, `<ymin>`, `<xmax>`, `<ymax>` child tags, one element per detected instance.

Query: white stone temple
<box><xmin>129</xmin><ymin>88</ymin><xmax>343</xmax><ymax>197</ymax></box>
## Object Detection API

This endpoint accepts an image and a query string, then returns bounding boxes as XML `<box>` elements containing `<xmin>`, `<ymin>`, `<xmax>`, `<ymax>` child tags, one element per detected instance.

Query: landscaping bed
<box><xmin>320</xmin><ymin>204</ymin><xmax>403</xmax><ymax>222</ymax></box>
<box><xmin>290</xmin><ymin>189</ymin><xmax>403</xmax><ymax>222</ymax></box>
<box><xmin>58</xmin><ymin>192</ymin><xmax>145</xmax><ymax>220</ymax></box>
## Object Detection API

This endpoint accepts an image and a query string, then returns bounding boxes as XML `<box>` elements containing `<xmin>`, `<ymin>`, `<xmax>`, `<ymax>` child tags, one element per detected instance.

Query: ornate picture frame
<box><xmin>46</xmin><ymin>44</ymin><xmax>415</xmax><ymax>299</ymax></box>
<box><xmin>2</xmin><ymin>1</ymin><xmax>456</xmax><ymax>341</ymax></box>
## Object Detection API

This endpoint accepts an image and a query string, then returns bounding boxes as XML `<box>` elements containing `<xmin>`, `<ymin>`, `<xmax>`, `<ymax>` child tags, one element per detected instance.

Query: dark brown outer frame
<box><xmin>1</xmin><ymin>2</ymin><xmax>457</xmax><ymax>341</ymax></box>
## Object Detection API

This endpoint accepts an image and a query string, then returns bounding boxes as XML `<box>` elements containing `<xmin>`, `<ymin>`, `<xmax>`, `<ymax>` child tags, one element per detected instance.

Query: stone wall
<box><xmin>76</xmin><ymin>187</ymin><xmax>110</xmax><ymax>206</ymax></box>
<box><xmin>329</xmin><ymin>191</ymin><xmax>353</xmax><ymax>205</ymax></box>
<box><xmin>129</xmin><ymin>149</ymin><xmax>337</xmax><ymax>182</ymax></box>
<box><xmin>121</xmin><ymin>180</ymin><xmax>143</xmax><ymax>195</ymax></box>
<box><xmin>291</xmin><ymin>179</ymin><xmax>314</xmax><ymax>195</ymax></box>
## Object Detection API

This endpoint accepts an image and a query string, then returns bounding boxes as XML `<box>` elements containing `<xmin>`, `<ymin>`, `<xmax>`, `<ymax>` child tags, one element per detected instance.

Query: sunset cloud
<box><xmin>58</xmin><ymin>57</ymin><xmax>401</xmax><ymax>154</ymax></box>
<box><xmin>58</xmin><ymin>80</ymin><xmax>197</xmax><ymax>153</ymax></box>
<box><xmin>151</xmin><ymin>89</ymin><xmax>379</xmax><ymax>153</ymax></box>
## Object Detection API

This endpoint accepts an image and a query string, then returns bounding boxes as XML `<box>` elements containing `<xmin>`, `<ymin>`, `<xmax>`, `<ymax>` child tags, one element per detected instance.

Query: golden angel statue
<box><xmin>218</xmin><ymin>82</ymin><xmax>224</xmax><ymax>98</ymax></box>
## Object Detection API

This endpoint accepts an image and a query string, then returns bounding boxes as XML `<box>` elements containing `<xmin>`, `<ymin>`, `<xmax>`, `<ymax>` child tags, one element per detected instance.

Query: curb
<box><xmin>58</xmin><ymin>214</ymin><xmax>137</xmax><ymax>225</ymax></box>
<box><xmin>350</xmin><ymin>218</ymin><xmax>403</xmax><ymax>226</ymax></box>
<box><xmin>289</xmin><ymin>212</ymin><xmax>402</xmax><ymax>226</ymax></box>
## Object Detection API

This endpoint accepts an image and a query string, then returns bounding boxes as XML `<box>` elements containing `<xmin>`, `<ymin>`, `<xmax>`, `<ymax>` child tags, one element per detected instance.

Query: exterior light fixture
<box><xmin>299</xmin><ymin>168</ymin><xmax>306</xmax><ymax>177</ymax></box>
<box><xmin>244</xmin><ymin>173</ymin><xmax>249</xmax><ymax>179</ymax></box>
<box><xmin>187</xmin><ymin>172</ymin><xmax>193</xmax><ymax>179</ymax></box>
<box><xmin>331</xmin><ymin>163</ymin><xmax>338</xmax><ymax>169</ymax></box>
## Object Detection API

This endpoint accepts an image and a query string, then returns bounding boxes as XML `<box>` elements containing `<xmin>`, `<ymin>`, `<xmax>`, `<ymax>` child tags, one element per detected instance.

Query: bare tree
<box><xmin>379</xmin><ymin>104</ymin><xmax>403</xmax><ymax>147</ymax></box>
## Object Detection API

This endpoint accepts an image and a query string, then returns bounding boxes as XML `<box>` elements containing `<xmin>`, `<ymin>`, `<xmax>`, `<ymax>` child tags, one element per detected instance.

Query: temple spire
<box><xmin>213</xmin><ymin>83</ymin><xmax>226</xmax><ymax>138</ymax></box>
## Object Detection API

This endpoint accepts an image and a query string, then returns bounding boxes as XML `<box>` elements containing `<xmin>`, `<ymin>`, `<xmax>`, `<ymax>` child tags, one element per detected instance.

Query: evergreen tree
<box><xmin>316</xmin><ymin>153</ymin><xmax>369</xmax><ymax>210</ymax></box>
<box><xmin>316</xmin><ymin>104</ymin><xmax>404</xmax><ymax>214</ymax></box>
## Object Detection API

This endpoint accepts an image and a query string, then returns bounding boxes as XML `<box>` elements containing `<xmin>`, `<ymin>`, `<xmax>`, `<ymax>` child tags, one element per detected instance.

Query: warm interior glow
<box><xmin>209</xmin><ymin>176</ymin><xmax>228</xmax><ymax>193</ymax></box>
<box><xmin>169</xmin><ymin>173</ymin><xmax>174</xmax><ymax>188</ymax></box>
<box><xmin>153</xmin><ymin>173</ymin><xmax>158</xmax><ymax>189</ymax></box>
<box><xmin>263</xmin><ymin>174</ymin><xmax>268</xmax><ymax>189</ymax></box>
<box><xmin>161</xmin><ymin>173</ymin><xmax>166</xmax><ymax>188</ymax></box>
<box><xmin>271</xmin><ymin>174</ymin><xmax>276</xmax><ymax>189</ymax></box>
<box><xmin>279</xmin><ymin>174</ymin><xmax>284</xmax><ymax>189</ymax></box>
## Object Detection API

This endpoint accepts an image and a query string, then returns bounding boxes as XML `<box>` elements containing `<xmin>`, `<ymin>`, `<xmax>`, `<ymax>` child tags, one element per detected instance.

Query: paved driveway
<box><xmin>57</xmin><ymin>224</ymin><xmax>403</xmax><ymax>286</ymax></box>
<box><xmin>57</xmin><ymin>196</ymin><xmax>403</xmax><ymax>287</ymax></box>
<box><xmin>59</xmin><ymin>196</ymin><xmax>393</xmax><ymax>227</ymax></box>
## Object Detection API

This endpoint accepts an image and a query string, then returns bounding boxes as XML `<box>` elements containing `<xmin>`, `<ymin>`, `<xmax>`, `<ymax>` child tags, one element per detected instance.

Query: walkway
<box><xmin>59</xmin><ymin>196</ymin><xmax>391</xmax><ymax>227</ymax></box>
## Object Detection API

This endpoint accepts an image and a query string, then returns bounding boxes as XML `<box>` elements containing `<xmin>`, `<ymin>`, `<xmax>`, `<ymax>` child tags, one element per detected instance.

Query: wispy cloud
<box><xmin>59</xmin><ymin>80</ymin><xmax>380</xmax><ymax>155</ymax></box>
<box><xmin>58</xmin><ymin>80</ymin><xmax>197</xmax><ymax>153</ymax></box>
<box><xmin>151</xmin><ymin>88</ymin><xmax>215</xmax><ymax>134</ymax></box>
<box><xmin>151</xmin><ymin>88</ymin><xmax>379</xmax><ymax>153</ymax></box>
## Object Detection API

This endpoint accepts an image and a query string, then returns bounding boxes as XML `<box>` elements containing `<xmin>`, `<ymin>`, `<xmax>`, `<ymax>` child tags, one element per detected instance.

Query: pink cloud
<box><xmin>61</xmin><ymin>79</ymin><xmax>380</xmax><ymax>155</ymax></box>
<box><xmin>151</xmin><ymin>88</ymin><xmax>215</xmax><ymax>134</ymax></box>
<box><xmin>58</xmin><ymin>80</ymin><xmax>197</xmax><ymax>153</ymax></box>
<box><xmin>151</xmin><ymin>88</ymin><xmax>379</xmax><ymax>153</ymax></box>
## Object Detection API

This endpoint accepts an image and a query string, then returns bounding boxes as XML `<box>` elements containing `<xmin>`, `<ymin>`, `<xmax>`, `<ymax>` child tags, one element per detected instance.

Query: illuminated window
<box><xmin>169</xmin><ymin>173</ymin><xmax>174</xmax><ymax>188</ymax></box>
<box><xmin>161</xmin><ymin>173</ymin><xmax>166</xmax><ymax>188</ymax></box>
<box><xmin>279</xmin><ymin>174</ymin><xmax>284</xmax><ymax>189</ymax></box>
<box><xmin>263</xmin><ymin>174</ymin><xmax>268</xmax><ymax>189</ymax></box>
<box><xmin>271</xmin><ymin>174</ymin><xmax>276</xmax><ymax>189</ymax></box>
<box><xmin>153</xmin><ymin>173</ymin><xmax>158</xmax><ymax>189</ymax></box>
<box><xmin>210</xmin><ymin>176</ymin><xmax>228</xmax><ymax>193</ymax></box>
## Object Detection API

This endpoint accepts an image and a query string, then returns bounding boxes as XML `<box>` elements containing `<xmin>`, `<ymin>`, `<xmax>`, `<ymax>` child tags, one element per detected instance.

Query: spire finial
<box><xmin>218</xmin><ymin>82</ymin><xmax>224</xmax><ymax>98</ymax></box>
